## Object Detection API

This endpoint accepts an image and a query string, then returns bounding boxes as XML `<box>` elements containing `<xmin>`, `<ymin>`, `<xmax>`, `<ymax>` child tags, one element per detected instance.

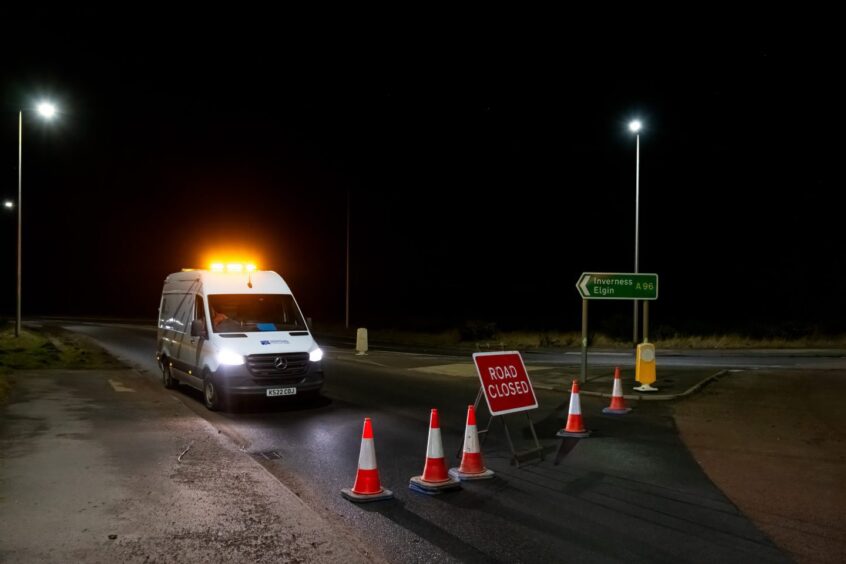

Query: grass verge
<box><xmin>0</xmin><ymin>324</ymin><xmax>125</xmax><ymax>403</ymax></box>
<box><xmin>316</xmin><ymin>324</ymin><xmax>846</xmax><ymax>351</ymax></box>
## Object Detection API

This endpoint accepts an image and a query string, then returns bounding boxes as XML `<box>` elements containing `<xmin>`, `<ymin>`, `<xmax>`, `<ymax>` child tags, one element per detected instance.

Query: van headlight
<box><xmin>217</xmin><ymin>349</ymin><xmax>245</xmax><ymax>366</ymax></box>
<box><xmin>309</xmin><ymin>347</ymin><xmax>323</xmax><ymax>362</ymax></box>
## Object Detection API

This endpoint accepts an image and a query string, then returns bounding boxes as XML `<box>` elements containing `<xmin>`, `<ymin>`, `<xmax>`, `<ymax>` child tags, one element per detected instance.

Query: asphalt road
<box><xmin>61</xmin><ymin>322</ymin><xmax>791</xmax><ymax>563</ymax></box>
<box><xmin>0</xmin><ymin>367</ymin><xmax>373</xmax><ymax>563</ymax></box>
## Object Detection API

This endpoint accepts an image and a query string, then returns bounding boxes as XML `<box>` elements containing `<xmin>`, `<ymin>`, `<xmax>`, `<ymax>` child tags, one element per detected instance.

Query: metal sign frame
<box><xmin>465</xmin><ymin>386</ymin><xmax>544</xmax><ymax>468</ymax></box>
<box><xmin>467</xmin><ymin>351</ymin><xmax>543</xmax><ymax>467</ymax></box>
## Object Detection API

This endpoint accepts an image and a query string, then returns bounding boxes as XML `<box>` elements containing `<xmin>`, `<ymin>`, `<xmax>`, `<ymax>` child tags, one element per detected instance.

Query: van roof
<box><xmin>162</xmin><ymin>270</ymin><xmax>292</xmax><ymax>295</ymax></box>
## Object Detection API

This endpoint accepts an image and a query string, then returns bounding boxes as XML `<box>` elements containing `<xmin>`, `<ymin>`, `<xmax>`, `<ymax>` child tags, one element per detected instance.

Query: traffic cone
<box><xmin>449</xmin><ymin>405</ymin><xmax>494</xmax><ymax>481</ymax></box>
<box><xmin>602</xmin><ymin>367</ymin><xmax>631</xmax><ymax>415</ymax></box>
<box><xmin>409</xmin><ymin>409</ymin><xmax>461</xmax><ymax>494</ymax></box>
<box><xmin>556</xmin><ymin>380</ymin><xmax>591</xmax><ymax>438</ymax></box>
<box><xmin>341</xmin><ymin>418</ymin><xmax>393</xmax><ymax>502</ymax></box>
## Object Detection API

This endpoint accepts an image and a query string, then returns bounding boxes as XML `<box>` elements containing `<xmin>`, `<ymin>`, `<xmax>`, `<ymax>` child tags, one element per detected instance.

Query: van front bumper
<box><xmin>214</xmin><ymin>361</ymin><xmax>324</xmax><ymax>397</ymax></box>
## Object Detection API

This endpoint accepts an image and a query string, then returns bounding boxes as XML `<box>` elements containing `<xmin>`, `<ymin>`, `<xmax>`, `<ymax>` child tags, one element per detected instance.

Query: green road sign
<box><xmin>576</xmin><ymin>272</ymin><xmax>658</xmax><ymax>300</ymax></box>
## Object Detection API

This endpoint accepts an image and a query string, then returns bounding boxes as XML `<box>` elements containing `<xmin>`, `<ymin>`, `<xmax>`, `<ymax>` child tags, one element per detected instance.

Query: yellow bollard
<box><xmin>634</xmin><ymin>342</ymin><xmax>658</xmax><ymax>392</ymax></box>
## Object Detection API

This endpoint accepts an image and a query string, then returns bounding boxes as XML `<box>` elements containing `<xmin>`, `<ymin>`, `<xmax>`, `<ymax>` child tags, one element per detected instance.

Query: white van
<box><xmin>155</xmin><ymin>265</ymin><xmax>323</xmax><ymax>410</ymax></box>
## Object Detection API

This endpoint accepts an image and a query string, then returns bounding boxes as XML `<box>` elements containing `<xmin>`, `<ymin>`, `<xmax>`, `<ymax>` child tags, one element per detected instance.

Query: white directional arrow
<box><xmin>578</xmin><ymin>274</ymin><xmax>591</xmax><ymax>297</ymax></box>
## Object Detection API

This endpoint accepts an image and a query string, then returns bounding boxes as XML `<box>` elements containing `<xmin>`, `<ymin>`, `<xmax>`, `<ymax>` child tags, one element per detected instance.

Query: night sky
<box><xmin>1</xmin><ymin>27</ymin><xmax>843</xmax><ymax>337</ymax></box>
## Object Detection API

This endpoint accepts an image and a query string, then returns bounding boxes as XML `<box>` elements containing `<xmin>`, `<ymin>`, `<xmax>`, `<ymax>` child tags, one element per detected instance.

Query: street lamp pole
<box><xmin>629</xmin><ymin>120</ymin><xmax>642</xmax><ymax>347</ymax></box>
<box><xmin>345</xmin><ymin>188</ymin><xmax>350</xmax><ymax>330</ymax></box>
<box><xmin>15</xmin><ymin>102</ymin><xmax>57</xmax><ymax>337</ymax></box>
<box><xmin>16</xmin><ymin>111</ymin><xmax>22</xmax><ymax>337</ymax></box>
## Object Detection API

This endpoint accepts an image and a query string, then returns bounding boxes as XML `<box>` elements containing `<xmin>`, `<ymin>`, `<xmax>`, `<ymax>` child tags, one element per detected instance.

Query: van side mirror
<box><xmin>191</xmin><ymin>319</ymin><xmax>207</xmax><ymax>338</ymax></box>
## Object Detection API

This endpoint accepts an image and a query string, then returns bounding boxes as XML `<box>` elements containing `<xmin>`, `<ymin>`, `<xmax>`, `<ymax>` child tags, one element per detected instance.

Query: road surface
<box><xmin>59</xmin><ymin>321</ymin><xmax>797</xmax><ymax>563</ymax></box>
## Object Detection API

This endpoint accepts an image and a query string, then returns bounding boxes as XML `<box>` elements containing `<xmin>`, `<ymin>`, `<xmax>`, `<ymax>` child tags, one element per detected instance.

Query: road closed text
<box><xmin>487</xmin><ymin>365</ymin><xmax>531</xmax><ymax>398</ymax></box>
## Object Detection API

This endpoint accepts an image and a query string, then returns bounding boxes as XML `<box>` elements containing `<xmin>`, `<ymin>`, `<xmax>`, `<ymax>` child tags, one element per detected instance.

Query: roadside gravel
<box><xmin>674</xmin><ymin>369</ymin><xmax>846</xmax><ymax>563</ymax></box>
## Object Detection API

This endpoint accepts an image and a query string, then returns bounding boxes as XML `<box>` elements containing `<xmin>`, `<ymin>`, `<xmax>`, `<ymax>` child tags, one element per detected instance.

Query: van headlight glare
<box><xmin>217</xmin><ymin>349</ymin><xmax>245</xmax><ymax>366</ymax></box>
<box><xmin>309</xmin><ymin>347</ymin><xmax>323</xmax><ymax>362</ymax></box>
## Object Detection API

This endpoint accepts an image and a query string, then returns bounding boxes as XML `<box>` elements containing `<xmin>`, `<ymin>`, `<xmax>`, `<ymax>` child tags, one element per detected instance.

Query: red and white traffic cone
<box><xmin>449</xmin><ymin>405</ymin><xmax>494</xmax><ymax>480</ymax></box>
<box><xmin>409</xmin><ymin>409</ymin><xmax>461</xmax><ymax>494</ymax></box>
<box><xmin>602</xmin><ymin>367</ymin><xmax>631</xmax><ymax>415</ymax></box>
<box><xmin>341</xmin><ymin>418</ymin><xmax>393</xmax><ymax>502</ymax></box>
<box><xmin>556</xmin><ymin>380</ymin><xmax>591</xmax><ymax>438</ymax></box>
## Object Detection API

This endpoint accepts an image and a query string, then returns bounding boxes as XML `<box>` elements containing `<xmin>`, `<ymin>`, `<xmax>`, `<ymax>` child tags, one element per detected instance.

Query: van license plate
<box><xmin>267</xmin><ymin>387</ymin><xmax>296</xmax><ymax>397</ymax></box>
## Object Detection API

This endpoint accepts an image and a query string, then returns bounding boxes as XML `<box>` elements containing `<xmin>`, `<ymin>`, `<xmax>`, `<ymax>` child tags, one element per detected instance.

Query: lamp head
<box><xmin>36</xmin><ymin>102</ymin><xmax>57</xmax><ymax>119</ymax></box>
<box><xmin>628</xmin><ymin>120</ymin><xmax>642</xmax><ymax>133</ymax></box>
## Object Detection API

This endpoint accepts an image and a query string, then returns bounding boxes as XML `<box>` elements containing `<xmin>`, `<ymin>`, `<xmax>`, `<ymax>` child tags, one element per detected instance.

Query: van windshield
<box><xmin>207</xmin><ymin>294</ymin><xmax>307</xmax><ymax>333</ymax></box>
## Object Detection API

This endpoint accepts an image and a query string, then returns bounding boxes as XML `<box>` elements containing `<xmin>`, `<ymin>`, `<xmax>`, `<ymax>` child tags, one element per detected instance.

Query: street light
<box><xmin>629</xmin><ymin>119</ymin><xmax>642</xmax><ymax>346</ymax></box>
<box><xmin>15</xmin><ymin>100</ymin><xmax>58</xmax><ymax>337</ymax></box>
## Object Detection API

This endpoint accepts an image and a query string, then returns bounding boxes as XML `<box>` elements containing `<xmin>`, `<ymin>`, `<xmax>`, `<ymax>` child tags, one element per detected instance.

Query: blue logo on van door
<box><xmin>260</xmin><ymin>340</ymin><xmax>290</xmax><ymax>345</ymax></box>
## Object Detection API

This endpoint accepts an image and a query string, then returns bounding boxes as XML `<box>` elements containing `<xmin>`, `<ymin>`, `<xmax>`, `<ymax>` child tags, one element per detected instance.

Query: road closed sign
<box><xmin>473</xmin><ymin>351</ymin><xmax>538</xmax><ymax>416</ymax></box>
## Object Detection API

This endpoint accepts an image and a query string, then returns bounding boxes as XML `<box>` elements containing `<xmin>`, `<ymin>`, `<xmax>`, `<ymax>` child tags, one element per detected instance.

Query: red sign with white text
<box><xmin>473</xmin><ymin>351</ymin><xmax>538</xmax><ymax>416</ymax></box>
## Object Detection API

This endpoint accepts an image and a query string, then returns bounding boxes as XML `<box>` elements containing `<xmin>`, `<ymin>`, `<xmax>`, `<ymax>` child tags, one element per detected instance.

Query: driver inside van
<box><xmin>211</xmin><ymin>305</ymin><xmax>240</xmax><ymax>332</ymax></box>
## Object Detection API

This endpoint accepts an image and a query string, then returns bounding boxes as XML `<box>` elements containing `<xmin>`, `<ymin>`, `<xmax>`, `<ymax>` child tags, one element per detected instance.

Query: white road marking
<box><xmin>409</xmin><ymin>363</ymin><xmax>558</xmax><ymax>377</ymax></box>
<box><xmin>564</xmin><ymin>352</ymin><xmax>632</xmax><ymax>356</ymax></box>
<box><xmin>108</xmin><ymin>379</ymin><xmax>135</xmax><ymax>392</ymax></box>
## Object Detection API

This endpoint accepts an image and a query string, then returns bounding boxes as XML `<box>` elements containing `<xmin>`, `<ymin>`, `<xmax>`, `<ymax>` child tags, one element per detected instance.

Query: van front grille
<box><xmin>246</xmin><ymin>353</ymin><xmax>310</xmax><ymax>379</ymax></box>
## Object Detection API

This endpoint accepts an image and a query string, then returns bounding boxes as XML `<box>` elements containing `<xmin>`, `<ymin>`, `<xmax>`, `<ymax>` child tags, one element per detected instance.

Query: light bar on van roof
<box><xmin>209</xmin><ymin>262</ymin><xmax>257</xmax><ymax>273</ymax></box>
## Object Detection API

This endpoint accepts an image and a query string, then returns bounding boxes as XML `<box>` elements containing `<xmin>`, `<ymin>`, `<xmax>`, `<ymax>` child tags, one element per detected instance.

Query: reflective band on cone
<box><xmin>449</xmin><ymin>405</ymin><xmax>494</xmax><ymax>481</ymax></box>
<box><xmin>557</xmin><ymin>380</ymin><xmax>591</xmax><ymax>438</ymax></box>
<box><xmin>410</xmin><ymin>409</ymin><xmax>461</xmax><ymax>494</ymax></box>
<box><xmin>342</xmin><ymin>418</ymin><xmax>393</xmax><ymax>502</ymax></box>
<box><xmin>603</xmin><ymin>367</ymin><xmax>631</xmax><ymax>415</ymax></box>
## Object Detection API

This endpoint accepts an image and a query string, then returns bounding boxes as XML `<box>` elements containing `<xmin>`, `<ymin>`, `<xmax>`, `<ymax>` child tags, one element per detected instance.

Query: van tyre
<box><xmin>161</xmin><ymin>359</ymin><xmax>178</xmax><ymax>389</ymax></box>
<box><xmin>203</xmin><ymin>370</ymin><xmax>226</xmax><ymax>411</ymax></box>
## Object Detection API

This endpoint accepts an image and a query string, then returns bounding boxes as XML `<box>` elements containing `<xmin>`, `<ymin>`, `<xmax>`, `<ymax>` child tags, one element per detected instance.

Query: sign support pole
<box><xmin>500</xmin><ymin>417</ymin><xmax>518</xmax><ymax>464</ymax></box>
<box><xmin>525</xmin><ymin>412</ymin><xmax>542</xmax><ymax>460</ymax></box>
<box><xmin>463</xmin><ymin>387</ymin><xmax>543</xmax><ymax>467</ymax></box>
<box><xmin>643</xmin><ymin>301</ymin><xmax>649</xmax><ymax>343</ymax></box>
<box><xmin>471</xmin><ymin>387</ymin><xmax>494</xmax><ymax>441</ymax></box>
<box><xmin>580</xmin><ymin>299</ymin><xmax>588</xmax><ymax>384</ymax></box>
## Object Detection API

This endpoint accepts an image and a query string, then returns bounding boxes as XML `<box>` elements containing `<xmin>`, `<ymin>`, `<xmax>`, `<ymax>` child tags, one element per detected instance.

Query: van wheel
<box><xmin>203</xmin><ymin>370</ymin><xmax>225</xmax><ymax>411</ymax></box>
<box><xmin>161</xmin><ymin>359</ymin><xmax>178</xmax><ymax>389</ymax></box>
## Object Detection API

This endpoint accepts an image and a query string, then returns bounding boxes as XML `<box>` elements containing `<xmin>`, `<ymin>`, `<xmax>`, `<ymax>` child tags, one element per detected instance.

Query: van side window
<box><xmin>195</xmin><ymin>295</ymin><xmax>206</xmax><ymax>332</ymax></box>
<box><xmin>161</xmin><ymin>293</ymin><xmax>192</xmax><ymax>333</ymax></box>
<box><xmin>159</xmin><ymin>297</ymin><xmax>168</xmax><ymax>329</ymax></box>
